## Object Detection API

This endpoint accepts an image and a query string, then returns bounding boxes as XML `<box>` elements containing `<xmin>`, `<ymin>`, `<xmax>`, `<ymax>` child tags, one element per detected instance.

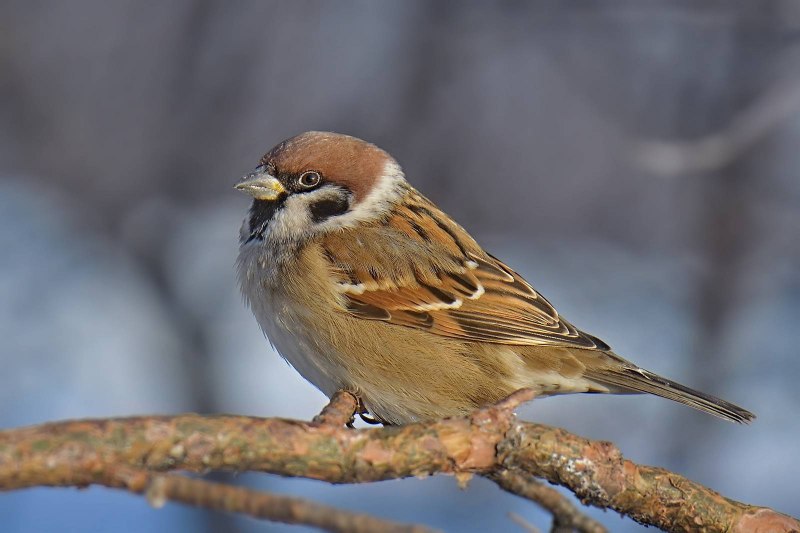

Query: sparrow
<box><xmin>235</xmin><ymin>131</ymin><xmax>755</xmax><ymax>425</ymax></box>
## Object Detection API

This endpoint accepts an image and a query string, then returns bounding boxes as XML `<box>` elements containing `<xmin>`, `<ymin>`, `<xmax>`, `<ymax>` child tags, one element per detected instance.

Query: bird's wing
<box><xmin>319</xmin><ymin>192</ymin><xmax>609</xmax><ymax>349</ymax></box>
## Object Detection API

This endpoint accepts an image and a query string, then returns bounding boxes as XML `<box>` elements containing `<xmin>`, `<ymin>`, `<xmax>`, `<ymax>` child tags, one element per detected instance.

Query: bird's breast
<box><xmin>237</xmin><ymin>240</ymin><xmax>347</xmax><ymax>395</ymax></box>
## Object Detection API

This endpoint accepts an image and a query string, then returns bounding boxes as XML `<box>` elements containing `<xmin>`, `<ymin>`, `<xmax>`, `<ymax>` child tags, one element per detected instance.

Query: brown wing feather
<box><xmin>319</xmin><ymin>190</ymin><xmax>607</xmax><ymax>350</ymax></box>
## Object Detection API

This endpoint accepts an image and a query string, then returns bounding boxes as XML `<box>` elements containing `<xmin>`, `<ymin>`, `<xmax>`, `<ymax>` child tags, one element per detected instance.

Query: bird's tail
<box><xmin>587</xmin><ymin>366</ymin><xmax>755</xmax><ymax>424</ymax></box>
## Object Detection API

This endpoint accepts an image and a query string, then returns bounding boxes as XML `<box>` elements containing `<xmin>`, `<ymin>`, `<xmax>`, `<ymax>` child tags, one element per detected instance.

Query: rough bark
<box><xmin>0</xmin><ymin>391</ymin><xmax>795</xmax><ymax>533</ymax></box>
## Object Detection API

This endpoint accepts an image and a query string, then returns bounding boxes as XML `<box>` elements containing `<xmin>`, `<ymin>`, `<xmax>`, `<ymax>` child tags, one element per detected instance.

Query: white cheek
<box><xmin>320</xmin><ymin>160</ymin><xmax>406</xmax><ymax>231</ymax></box>
<box><xmin>264</xmin><ymin>188</ymin><xmax>345</xmax><ymax>242</ymax></box>
<box><xmin>266</xmin><ymin>195</ymin><xmax>313</xmax><ymax>241</ymax></box>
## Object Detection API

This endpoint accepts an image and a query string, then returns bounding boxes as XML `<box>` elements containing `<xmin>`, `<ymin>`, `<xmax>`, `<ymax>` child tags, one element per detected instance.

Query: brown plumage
<box><xmin>236</xmin><ymin>131</ymin><xmax>755</xmax><ymax>425</ymax></box>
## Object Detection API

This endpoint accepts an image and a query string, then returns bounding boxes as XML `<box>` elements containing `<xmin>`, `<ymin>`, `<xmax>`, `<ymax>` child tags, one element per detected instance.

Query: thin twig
<box><xmin>493</xmin><ymin>469</ymin><xmax>606</xmax><ymax>533</ymax></box>
<box><xmin>151</xmin><ymin>473</ymin><xmax>433</xmax><ymax>532</ymax></box>
<box><xmin>108</xmin><ymin>465</ymin><xmax>435</xmax><ymax>533</ymax></box>
<box><xmin>633</xmin><ymin>78</ymin><xmax>800</xmax><ymax>175</ymax></box>
<box><xmin>509</xmin><ymin>511</ymin><xmax>542</xmax><ymax>533</ymax></box>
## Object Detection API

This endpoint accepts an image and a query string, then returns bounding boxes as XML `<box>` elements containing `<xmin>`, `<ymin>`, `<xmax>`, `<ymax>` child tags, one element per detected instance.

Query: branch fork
<box><xmin>0</xmin><ymin>389</ymin><xmax>796</xmax><ymax>533</ymax></box>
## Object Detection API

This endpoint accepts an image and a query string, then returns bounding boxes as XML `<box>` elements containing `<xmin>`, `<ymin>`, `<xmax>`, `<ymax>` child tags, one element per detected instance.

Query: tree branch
<box><xmin>492</xmin><ymin>469</ymin><xmax>607</xmax><ymax>533</ymax></box>
<box><xmin>632</xmin><ymin>78</ymin><xmax>800</xmax><ymax>176</ymax></box>
<box><xmin>109</xmin><ymin>465</ymin><xmax>435</xmax><ymax>533</ymax></box>
<box><xmin>0</xmin><ymin>390</ymin><xmax>795</xmax><ymax>532</ymax></box>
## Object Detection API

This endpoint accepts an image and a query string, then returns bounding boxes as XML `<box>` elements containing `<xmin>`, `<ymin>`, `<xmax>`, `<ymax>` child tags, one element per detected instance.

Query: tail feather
<box><xmin>587</xmin><ymin>367</ymin><xmax>755</xmax><ymax>424</ymax></box>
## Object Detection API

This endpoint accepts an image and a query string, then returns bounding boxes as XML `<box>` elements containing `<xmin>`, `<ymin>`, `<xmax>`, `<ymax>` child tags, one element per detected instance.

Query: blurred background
<box><xmin>2</xmin><ymin>1</ymin><xmax>799</xmax><ymax>531</ymax></box>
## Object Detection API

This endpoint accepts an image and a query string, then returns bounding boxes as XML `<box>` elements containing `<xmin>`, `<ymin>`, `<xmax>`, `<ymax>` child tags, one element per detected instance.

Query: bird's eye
<box><xmin>298</xmin><ymin>171</ymin><xmax>322</xmax><ymax>189</ymax></box>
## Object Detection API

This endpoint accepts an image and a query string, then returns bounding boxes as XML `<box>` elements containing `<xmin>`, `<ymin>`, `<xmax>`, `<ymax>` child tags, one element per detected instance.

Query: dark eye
<box><xmin>298</xmin><ymin>171</ymin><xmax>322</xmax><ymax>189</ymax></box>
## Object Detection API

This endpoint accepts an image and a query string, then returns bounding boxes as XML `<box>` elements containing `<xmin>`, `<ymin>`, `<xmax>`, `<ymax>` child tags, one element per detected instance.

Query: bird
<box><xmin>235</xmin><ymin>131</ymin><xmax>755</xmax><ymax>425</ymax></box>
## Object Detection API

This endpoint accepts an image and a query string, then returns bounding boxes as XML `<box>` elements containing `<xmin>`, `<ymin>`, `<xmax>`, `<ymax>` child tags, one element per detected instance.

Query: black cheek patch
<box><xmin>309</xmin><ymin>196</ymin><xmax>350</xmax><ymax>223</ymax></box>
<box><xmin>245</xmin><ymin>198</ymin><xmax>285</xmax><ymax>243</ymax></box>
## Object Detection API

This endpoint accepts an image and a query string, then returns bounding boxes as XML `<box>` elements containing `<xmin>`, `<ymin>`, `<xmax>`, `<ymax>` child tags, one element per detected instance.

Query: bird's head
<box><xmin>236</xmin><ymin>131</ymin><xmax>406</xmax><ymax>245</ymax></box>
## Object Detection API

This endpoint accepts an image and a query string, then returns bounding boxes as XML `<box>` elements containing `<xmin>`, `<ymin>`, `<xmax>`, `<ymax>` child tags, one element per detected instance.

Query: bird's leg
<box><xmin>473</xmin><ymin>388</ymin><xmax>538</xmax><ymax>424</ymax></box>
<box><xmin>492</xmin><ymin>388</ymin><xmax>538</xmax><ymax>412</ymax></box>
<box><xmin>312</xmin><ymin>390</ymin><xmax>359</xmax><ymax>428</ymax></box>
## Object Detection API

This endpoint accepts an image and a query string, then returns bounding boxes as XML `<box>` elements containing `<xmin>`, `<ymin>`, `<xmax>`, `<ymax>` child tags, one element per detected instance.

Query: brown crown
<box><xmin>259</xmin><ymin>132</ymin><xmax>394</xmax><ymax>202</ymax></box>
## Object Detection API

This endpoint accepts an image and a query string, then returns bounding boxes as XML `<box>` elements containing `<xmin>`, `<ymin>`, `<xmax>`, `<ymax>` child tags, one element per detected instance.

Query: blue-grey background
<box><xmin>1</xmin><ymin>1</ymin><xmax>799</xmax><ymax>531</ymax></box>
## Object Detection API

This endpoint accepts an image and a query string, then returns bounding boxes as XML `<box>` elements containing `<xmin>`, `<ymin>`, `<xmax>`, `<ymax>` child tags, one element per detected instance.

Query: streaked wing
<box><xmin>319</xmin><ymin>189</ymin><xmax>608</xmax><ymax>350</ymax></box>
